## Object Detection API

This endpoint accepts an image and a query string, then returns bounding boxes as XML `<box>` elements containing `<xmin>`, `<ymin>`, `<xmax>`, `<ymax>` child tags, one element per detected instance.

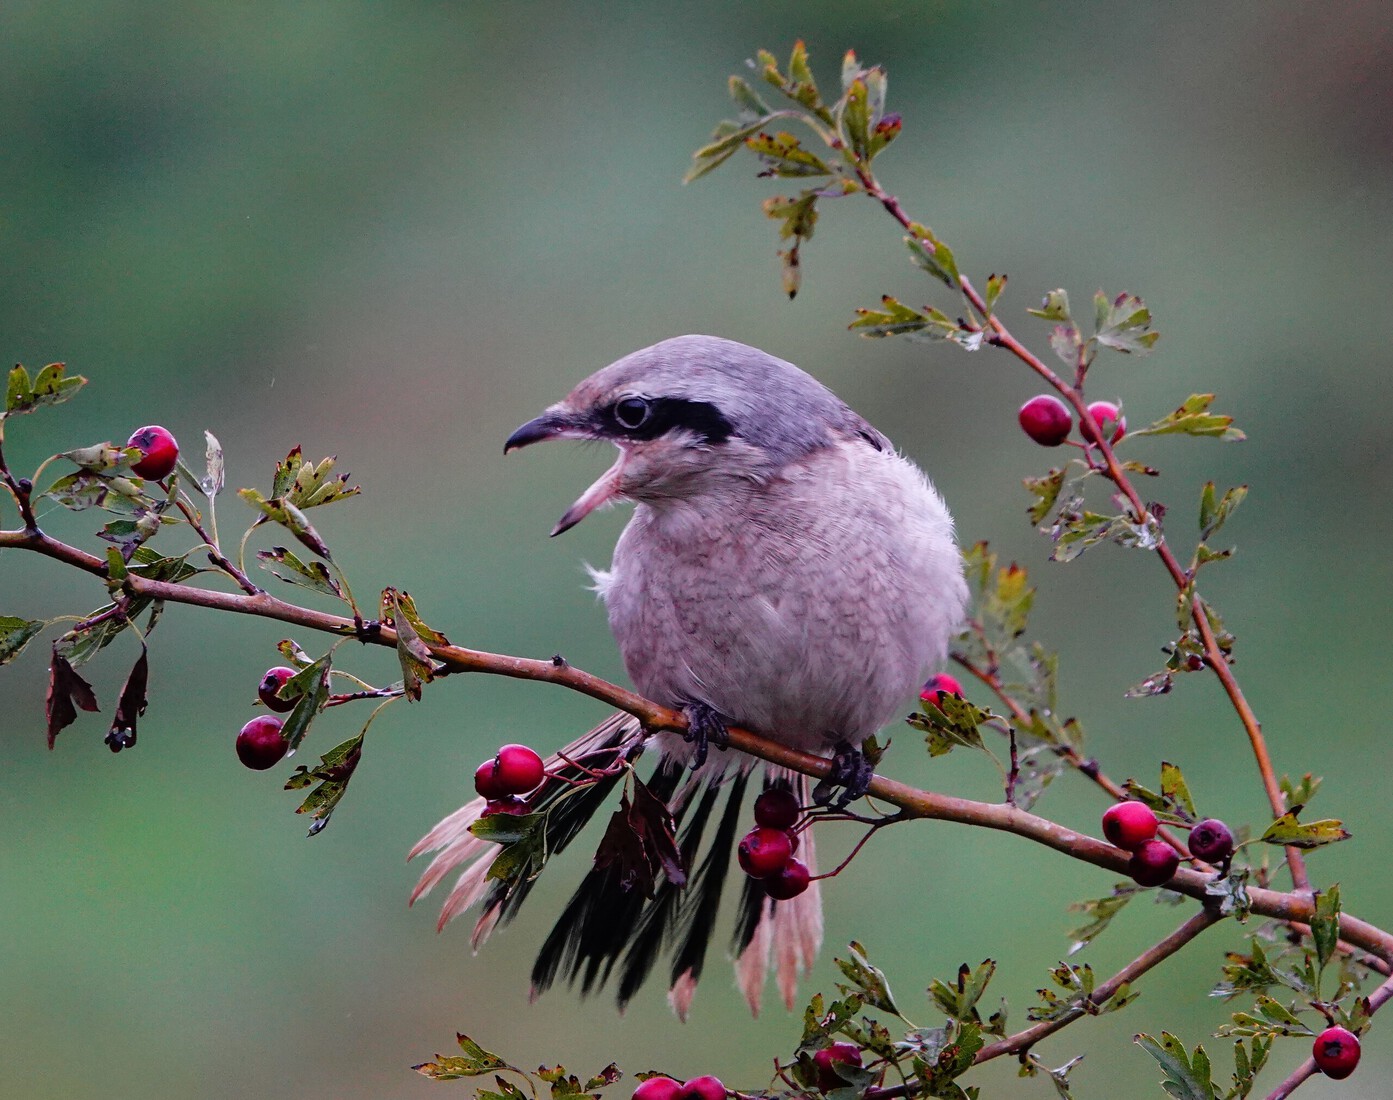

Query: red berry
<box><xmin>491</xmin><ymin>743</ymin><xmax>545</xmax><ymax>795</ymax></box>
<box><xmin>126</xmin><ymin>425</ymin><xmax>179</xmax><ymax>479</ymax></box>
<box><xmin>920</xmin><ymin>672</ymin><xmax>963</xmax><ymax>707</ymax></box>
<box><xmin>632</xmin><ymin>1079</ymin><xmax>681</xmax><ymax>1100</ymax></box>
<box><xmin>1312</xmin><ymin>1026</ymin><xmax>1360</xmax><ymax>1080</ymax></box>
<box><xmin>678</xmin><ymin>1077</ymin><xmax>725</xmax><ymax>1100</ymax></box>
<box><xmin>1018</xmin><ymin>395</ymin><xmax>1072</xmax><ymax>446</ymax></box>
<box><xmin>473</xmin><ymin>758</ymin><xmax>510</xmax><ymax>799</ymax></box>
<box><xmin>1187</xmin><ymin>818</ymin><xmax>1235</xmax><ymax>863</ymax></box>
<box><xmin>813</xmin><ymin>1043</ymin><xmax>864</xmax><ymax>1092</ymax></box>
<box><xmin>738</xmin><ymin>827</ymin><xmax>793</xmax><ymax>878</ymax></box>
<box><xmin>1102</xmin><ymin>801</ymin><xmax>1159</xmax><ymax>852</ymax></box>
<box><xmin>1128</xmin><ymin>839</ymin><xmax>1181</xmax><ymax>887</ymax></box>
<box><xmin>257</xmin><ymin>666</ymin><xmax>300</xmax><ymax>713</ymax></box>
<box><xmin>764</xmin><ymin>857</ymin><xmax>811</xmax><ymax>900</ymax></box>
<box><xmin>1081</xmin><ymin>400</ymin><xmax>1125</xmax><ymax>445</ymax></box>
<box><xmin>754</xmin><ymin>787</ymin><xmax>800</xmax><ymax>830</ymax></box>
<box><xmin>481</xmin><ymin>796</ymin><xmax>530</xmax><ymax>817</ymax></box>
<box><xmin>236</xmin><ymin>715</ymin><xmax>288</xmax><ymax>770</ymax></box>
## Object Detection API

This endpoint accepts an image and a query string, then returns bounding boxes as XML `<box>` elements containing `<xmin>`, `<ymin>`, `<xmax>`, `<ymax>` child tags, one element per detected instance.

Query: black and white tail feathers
<box><xmin>409</xmin><ymin>713</ymin><xmax>822</xmax><ymax>1018</ymax></box>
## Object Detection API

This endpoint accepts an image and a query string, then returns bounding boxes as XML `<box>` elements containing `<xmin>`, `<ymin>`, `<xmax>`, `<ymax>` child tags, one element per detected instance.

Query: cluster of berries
<box><xmin>235</xmin><ymin>667</ymin><xmax>303</xmax><ymax>769</ymax></box>
<box><xmin>1018</xmin><ymin>396</ymin><xmax>1125</xmax><ymax>448</ymax></box>
<box><xmin>474</xmin><ymin>744</ymin><xmax>546</xmax><ymax>814</ymax></box>
<box><xmin>630</xmin><ymin>1041</ymin><xmax>864</xmax><ymax>1100</ymax></box>
<box><xmin>737</xmin><ymin>788</ymin><xmax>810</xmax><ymax>900</ymax></box>
<box><xmin>1100</xmin><ymin>802</ymin><xmax>1235</xmax><ymax>887</ymax></box>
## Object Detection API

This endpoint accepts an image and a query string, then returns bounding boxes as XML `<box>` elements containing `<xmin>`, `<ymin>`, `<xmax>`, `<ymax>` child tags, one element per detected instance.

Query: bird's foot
<box><xmin>681</xmin><ymin>701</ymin><xmax>730</xmax><ymax>770</ymax></box>
<box><xmin>812</xmin><ymin>741</ymin><xmax>874</xmax><ymax>808</ymax></box>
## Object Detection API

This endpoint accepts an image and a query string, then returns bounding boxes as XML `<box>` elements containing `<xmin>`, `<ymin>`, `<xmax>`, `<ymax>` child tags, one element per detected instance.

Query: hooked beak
<box><xmin>504</xmin><ymin>410</ymin><xmax>627</xmax><ymax>537</ymax></box>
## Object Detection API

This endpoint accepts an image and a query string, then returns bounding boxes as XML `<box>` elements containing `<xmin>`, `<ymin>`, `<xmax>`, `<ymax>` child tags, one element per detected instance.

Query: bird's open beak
<box><xmin>505</xmin><ymin>410</ymin><xmax>627</xmax><ymax>537</ymax></box>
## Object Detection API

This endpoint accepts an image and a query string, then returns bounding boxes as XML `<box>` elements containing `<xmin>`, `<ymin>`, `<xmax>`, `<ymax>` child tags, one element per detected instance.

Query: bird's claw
<box><xmin>681</xmin><ymin>701</ymin><xmax>730</xmax><ymax>770</ymax></box>
<box><xmin>812</xmin><ymin>742</ymin><xmax>874</xmax><ymax>808</ymax></box>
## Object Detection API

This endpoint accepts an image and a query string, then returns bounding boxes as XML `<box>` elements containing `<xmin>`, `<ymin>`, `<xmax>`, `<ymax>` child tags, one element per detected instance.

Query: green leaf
<box><xmin>1094</xmin><ymin>291</ymin><xmax>1160</xmax><ymax>354</ymax></box>
<box><xmin>382</xmin><ymin>587</ymin><xmax>438</xmax><ymax>701</ymax></box>
<box><xmin>1066</xmin><ymin>885</ymin><xmax>1142</xmax><ymax>954</ymax></box>
<box><xmin>1229</xmin><ymin>1036</ymin><xmax>1271</xmax><ymax>1100</ymax></box>
<box><xmin>928</xmin><ymin>959</ymin><xmax>996</xmax><ymax>1024</ymax></box>
<box><xmin>684</xmin><ymin>118</ymin><xmax>768</xmax><ymax>183</ymax></box>
<box><xmin>908</xmin><ymin>691</ymin><xmax>993</xmax><ymax>758</ymax></box>
<box><xmin>270</xmin><ymin>447</ymin><xmax>360</xmax><ymax>509</ymax></box>
<box><xmin>744</xmin><ymin>130</ymin><xmax>831</xmax><ymax>177</ymax></box>
<box><xmin>412</xmin><ymin>1033</ymin><xmax>511</xmax><ymax>1080</ymax></box>
<box><xmin>983</xmin><ymin>273</ymin><xmax>1007</xmax><ymax>315</ymax></box>
<box><xmin>474</xmin><ymin>811</ymin><xmax>547</xmax><ymax>884</ymax></box>
<box><xmin>1133</xmin><ymin>1032</ymin><xmax>1216</xmax><ymax>1100</ymax></box>
<box><xmin>0</xmin><ymin>616</ymin><xmax>45</xmax><ymax>666</ymax></box>
<box><xmin>1204</xmin><ymin>869</ymin><xmax>1252</xmax><ymax>921</ymax></box>
<box><xmin>1198</xmin><ymin>482</ymin><xmax>1248</xmax><ymax>541</ymax></box>
<box><xmin>279</xmin><ymin>654</ymin><xmax>332</xmax><ymax>752</ymax></box>
<box><xmin>4</xmin><ymin>362</ymin><xmax>86</xmax><ymax>417</ymax></box>
<box><xmin>839</xmin><ymin>77</ymin><xmax>871</xmax><ymax>157</ymax></box>
<box><xmin>1259</xmin><ymin>813</ymin><xmax>1350</xmax><ymax>849</ymax></box>
<box><xmin>1134</xmin><ymin>395</ymin><xmax>1246</xmax><ymax>443</ymax></box>
<box><xmin>256</xmin><ymin>546</ymin><xmax>345</xmax><ymax>600</ymax></box>
<box><xmin>1024</xmin><ymin>468</ymin><xmax>1066</xmax><ymax>527</ymax></box>
<box><xmin>1027</xmin><ymin>289</ymin><xmax>1072</xmax><ymax>322</ymax></box>
<box><xmin>286</xmin><ymin>731</ymin><xmax>363</xmax><ymax>836</ymax></box>
<box><xmin>1159</xmin><ymin>761</ymin><xmax>1197</xmax><ymax>822</ymax></box>
<box><xmin>1311</xmin><ymin>885</ymin><xmax>1341</xmax><ymax>972</ymax></box>
<box><xmin>729</xmin><ymin>74</ymin><xmax>772</xmax><ymax>120</ymax></box>
<box><xmin>786</xmin><ymin>39</ymin><xmax>820</xmax><ymax>108</ymax></box>
<box><xmin>1279</xmin><ymin>773</ymin><xmax>1320</xmax><ymax>813</ymax></box>
<box><xmin>1049</xmin><ymin>323</ymin><xmax>1081</xmax><ymax>366</ymax></box>
<box><xmin>905</xmin><ymin>231</ymin><xmax>960</xmax><ymax>289</ymax></box>
<box><xmin>834</xmin><ymin>941</ymin><xmax>901</xmax><ymax>1016</ymax></box>
<box><xmin>239</xmin><ymin>488</ymin><xmax>332</xmax><ymax>559</ymax></box>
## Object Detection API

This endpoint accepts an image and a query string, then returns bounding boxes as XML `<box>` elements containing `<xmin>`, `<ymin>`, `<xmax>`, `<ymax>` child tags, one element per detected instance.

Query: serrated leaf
<box><xmin>1027</xmin><ymin>289</ymin><xmax>1072</xmax><ymax>322</ymax></box>
<box><xmin>279</xmin><ymin>654</ymin><xmax>332</xmax><ymax>751</ymax></box>
<box><xmin>286</xmin><ymin>731</ymin><xmax>363</xmax><ymax>835</ymax></box>
<box><xmin>908</xmin><ymin>691</ymin><xmax>992</xmax><ymax>758</ymax></box>
<box><xmin>0</xmin><ymin>616</ymin><xmax>45</xmax><ymax>665</ymax></box>
<box><xmin>1311</xmin><ymin>885</ymin><xmax>1341</xmax><ymax>972</ymax></box>
<box><xmin>202</xmin><ymin>430</ymin><xmax>225</xmax><ymax>496</ymax></box>
<box><xmin>835</xmin><ymin>941</ymin><xmax>901</xmax><ymax>1016</ymax></box>
<box><xmin>1049</xmin><ymin>323</ymin><xmax>1082</xmax><ymax>366</ymax></box>
<box><xmin>1094</xmin><ymin>291</ymin><xmax>1159</xmax><ymax>354</ymax></box>
<box><xmin>1159</xmin><ymin>762</ymin><xmax>1197</xmax><ymax>822</ymax></box>
<box><xmin>684</xmin><ymin>118</ymin><xmax>768</xmax><ymax>183</ymax></box>
<box><xmin>412</xmin><ymin>1033</ymin><xmax>510</xmax><ymax>1080</ymax></box>
<box><xmin>1204</xmin><ymin>869</ymin><xmax>1252</xmax><ymax>921</ymax></box>
<box><xmin>46</xmin><ymin>651</ymin><xmax>100</xmax><ymax>747</ymax></box>
<box><xmin>745</xmin><ymin>130</ymin><xmax>831</xmax><ymax>177</ymax></box>
<box><xmin>256</xmin><ymin>546</ymin><xmax>345</xmax><ymax>600</ymax></box>
<box><xmin>983</xmin><ymin>273</ymin><xmax>1007</xmax><ymax>315</ymax></box>
<box><xmin>1025</xmin><ymin>468</ymin><xmax>1066</xmax><ymax>526</ymax></box>
<box><xmin>381</xmin><ymin>587</ymin><xmax>437</xmax><ymax>700</ymax></box>
<box><xmin>476</xmin><ymin>811</ymin><xmax>547</xmax><ymax>884</ymax></box>
<box><xmin>1279</xmin><ymin>773</ymin><xmax>1320</xmax><ymax>813</ymax></box>
<box><xmin>104</xmin><ymin>650</ymin><xmax>148</xmax><ymax>752</ymax></box>
<box><xmin>840</xmin><ymin>77</ymin><xmax>871</xmax><ymax>157</ymax></box>
<box><xmin>1133</xmin><ymin>1032</ymin><xmax>1215</xmax><ymax>1100</ymax></box>
<box><xmin>1198</xmin><ymin>482</ymin><xmax>1248</xmax><ymax>541</ymax></box>
<box><xmin>729</xmin><ymin>74</ymin><xmax>771</xmax><ymax>120</ymax></box>
<box><xmin>1135</xmin><ymin>395</ymin><xmax>1246</xmax><ymax>443</ymax></box>
<box><xmin>239</xmin><ymin>488</ymin><xmax>332</xmax><ymax>559</ymax></box>
<box><xmin>1259</xmin><ymin>813</ymin><xmax>1350</xmax><ymax>849</ymax></box>
<box><xmin>928</xmin><ymin>959</ymin><xmax>996</xmax><ymax>1023</ymax></box>
<box><xmin>905</xmin><ymin>232</ymin><xmax>960</xmax><ymax>289</ymax></box>
<box><xmin>4</xmin><ymin>362</ymin><xmax>86</xmax><ymax>417</ymax></box>
<box><xmin>1066</xmin><ymin>885</ymin><xmax>1141</xmax><ymax>954</ymax></box>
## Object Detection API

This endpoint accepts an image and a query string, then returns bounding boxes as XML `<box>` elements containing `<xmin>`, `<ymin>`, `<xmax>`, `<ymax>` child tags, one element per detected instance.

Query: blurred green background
<box><xmin>3</xmin><ymin>2</ymin><xmax>1391</xmax><ymax>1096</ymax></box>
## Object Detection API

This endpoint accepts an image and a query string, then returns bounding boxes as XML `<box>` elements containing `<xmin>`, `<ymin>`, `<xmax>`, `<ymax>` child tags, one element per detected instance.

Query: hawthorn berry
<box><xmin>753</xmin><ymin>787</ymin><xmax>800</xmax><ymax>830</ymax></box>
<box><xmin>920</xmin><ymin>672</ymin><xmax>963</xmax><ymax>707</ymax></box>
<box><xmin>631</xmin><ymin>1079</ymin><xmax>681</xmax><ymax>1100</ymax></box>
<box><xmin>1312</xmin><ymin>1026</ymin><xmax>1360</xmax><ymax>1080</ymax></box>
<box><xmin>257</xmin><ymin>666</ymin><xmax>300</xmax><ymax>713</ymax></box>
<box><xmin>1128</xmin><ymin>839</ymin><xmax>1180</xmax><ymax>887</ymax></box>
<box><xmin>481</xmin><ymin>796</ymin><xmax>531</xmax><ymax>817</ymax></box>
<box><xmin>474</xmin><ymin>744</ymin><xmax>545</xmax><ymax>798</ymax></box>
<box><xmin>812</xmin><ymin>1042</ymin><xmax>864</xmax><ymax>1092</ymax></box>
<box><xmin>1081</xmin><ymin>400</ymin><xmax>1126</xmax><ymax>446</ymax></box>
<box><xmin>1018</xmin><ymin>395</ymin><xmax>1072</xmax><ymax>446</ymax></box>
<box><xmin>236</xmin><ymin>715</ymin><xmax>288</xmax><ymax>770</ymax></box>
<box><xmin>764</xmin><ymin>857</ymin><xmax>811</xmax><ymax>900</ymax></box>
<box><xmin>126</xmin><ymin>425</ymin><xmax>179</xmax><ymax>480</ymax></box>
<box><xmin>677</xmin><ymin>1077</ymin><xmax>726</xmax><ymax>1100</ymax></box>
<box><xmin>1101</xmin><ymin>801</ymin><xmax>1159</xmax><ymax>852</ymax></box>
<box><xmin>738</xmin><ymin>827</ymin><xmax>793</xmax><ymax>878</ymax></box>
<box><xmin>1187</xmin><ymin>818</ymin><xmax>1235</xmax><ymax>863</ymax></box>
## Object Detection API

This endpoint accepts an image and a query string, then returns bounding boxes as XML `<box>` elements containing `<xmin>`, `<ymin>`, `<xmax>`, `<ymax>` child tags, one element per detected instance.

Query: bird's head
<box><xmin>505</xmin><ymin>334</ymin><xmax>886</xmax><ymax>535</ymax></box>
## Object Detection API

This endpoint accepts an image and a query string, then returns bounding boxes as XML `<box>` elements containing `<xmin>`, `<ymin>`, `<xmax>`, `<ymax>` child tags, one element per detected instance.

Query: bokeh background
<box><xmin>3</xmin><ymin>2</ymin><xmax>1391</xmax><ymax>1096</ymax></box>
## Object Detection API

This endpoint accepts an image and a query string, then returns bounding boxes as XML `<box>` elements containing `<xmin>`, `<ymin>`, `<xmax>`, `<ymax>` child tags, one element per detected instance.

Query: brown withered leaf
<box><xmin>46</xmin><ymin>652</ymin><xmax>99</xmax><ymax>748</ymax></box>
<box><xmin>593</xmin><ymin>775</ymin><xmax>685</xmax><ymax>897</ymax></box>
<box><xmin>106</xmin><ymin>650</ymin><xmax>148</xmax><ymax>752</ymax></box>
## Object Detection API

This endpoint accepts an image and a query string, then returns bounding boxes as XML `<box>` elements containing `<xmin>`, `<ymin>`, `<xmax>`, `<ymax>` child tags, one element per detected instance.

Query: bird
<box><xmin>410</xmin><ymin>334</ymin><xmax>968</xmax><ymax>1018</ymax></box>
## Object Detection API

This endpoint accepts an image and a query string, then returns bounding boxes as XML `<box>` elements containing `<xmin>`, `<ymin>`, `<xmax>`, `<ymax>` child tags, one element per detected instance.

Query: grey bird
<box><xmin>410</xmin><ymin>334</ymin><xmax>968</xmax><ymax>1016</ymax></box>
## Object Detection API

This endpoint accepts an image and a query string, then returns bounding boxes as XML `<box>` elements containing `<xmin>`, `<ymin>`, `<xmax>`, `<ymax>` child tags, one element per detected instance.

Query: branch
<box><xmin>1264</xmin><ymin>969</ymin><xmax>1393</xmax><ymax>1100</ymax></box>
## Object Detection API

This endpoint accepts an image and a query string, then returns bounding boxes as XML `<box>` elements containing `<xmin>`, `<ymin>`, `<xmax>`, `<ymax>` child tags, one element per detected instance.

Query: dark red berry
<box><xmin>813</xmin><ymin>1043</ymin><xmax>864</xmax><ymax>1092</ymax></box>
<box><xmin>1312</xmin><ymin>1026</ymin><xmax>1360</xmax><ymax>1080</ymax></box>
<box><xmin>491</xmin><ymin>743</ymin><xmax>545</xmax><ymax>795</ymax></box>
<box><xmin>738</xmin><ymin>827</ymin><xmax>793</xmax><ymax>878</ymax></box>
<box><xmin>257</xmin><ymin>666</ymin><xmax>300</xmax><ymax>713</ymax></box>
<box><xmin>1018</xmin><ymin>395</ymin><xmax>1072</xmax><ymax>446</ymax></box>
<box><xmin>236</xmin><ymin>715</ymin><xmax>288</xmax><ymax>770</ymax></box>
<box><xmin>1102</xmin><ymin>801</ymin><xmax>1159</xmax><ymax>852</ymax></box>
<box><xmin>1081</xmin><ymin>400</ymin><xmax>1126</xmax><ymax>445</ymax></box>
<box><xmin>1187</xmin><ymin>818</ymin><xmax>1235</xmax><ymax>863</ymax></box>
<box><xmin>920</xmin><ymin>672</ymin><xmax>963</xmax><ymax>707</ymax></box>
<box><xmin>754</xmin><ymin>787</ymin><xmax>800</xmax><ymax>830</ymax></box>
<box><xmin>632</xmin><ymin>1079</ymin><xmax>681</xmax><ymax>1100</ymax></box>
<box><xmin>481</xmin><ymin>796</ymin><xmax>530</xmax><ymax>817</ymax></box>
<box><xmin>1128</xmin><ymin>839</ymin><xmax>1181</xmax><ymax>887</ymax></box>
<box><xmin>764</xmin><ymin>857</ymin><xmax>811</xmax><ymax>900</ymax></box>
<box><xmin>677</xmin><ymin>1077</ymin><xmax>726</xmax><ymax>1100</ymax></box>
<box><xmin>126</xmin><ymin>425</ymin><xmax>179</xmax><ymax>479</ymax></box>
<box><xmin>474</xmin><ymin>758</ymin><xmax>510</xmax><ymax>799</ymax></box>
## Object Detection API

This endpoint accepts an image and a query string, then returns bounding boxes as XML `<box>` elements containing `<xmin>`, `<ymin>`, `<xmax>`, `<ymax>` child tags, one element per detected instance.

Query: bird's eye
<box><xmin>613</xmin><ymin>396</ymin><xmax>651</xmax><ymax>430</ymax></box>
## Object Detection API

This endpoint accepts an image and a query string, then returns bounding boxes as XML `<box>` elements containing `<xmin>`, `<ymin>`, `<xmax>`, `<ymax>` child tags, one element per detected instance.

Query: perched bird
<box><xmin>410</xmin><ymin>334</ymin><xmax>968</xmax><ymax>1017</ymax></box>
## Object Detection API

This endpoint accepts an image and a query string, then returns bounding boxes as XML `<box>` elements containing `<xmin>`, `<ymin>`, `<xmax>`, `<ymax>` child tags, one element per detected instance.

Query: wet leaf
<box><xmin>105</xmin><ymin>650</ymin><xmax>148</xmax><ymax>753</ymax></box>
<box><xmin>0</xmin><ymin>616</ymin><xmax>45</xmax><ymax>665</ymax></box>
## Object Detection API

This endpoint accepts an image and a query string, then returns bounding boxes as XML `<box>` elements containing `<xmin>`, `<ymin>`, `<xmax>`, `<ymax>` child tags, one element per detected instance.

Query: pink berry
<box><xmin>632</xmin><ymin>1079</ymin><xmax>681</xmax><ymax>1100</ymax></box>
<box><xmin>738</xmin><ymin>827</ymin><xmax>793</xmax><ymax>879</ymax></box>
<box><xmin>754</xmin><ymin>787</ymin><xmax>800</xmax><ymax>830</ymax></box>
<box><xmin>481</xmin><ymin>796</ymin><xmax>530</xmax><ymax>817</ymax></box>
<box><xmin>678</xmin><ymin>1077</ymin><xmax>726</xmax><ymax>1100</ymax></box>
<box><xmin>126</xmin><ymin>425</ymin><xmax>179</xmax><ymax>479</ymax></box>
<box><xmin>1102</xmin><ymin>801</ymin><xmax>1159</xmax><ymax>852</ymax></box>
<box><xmin>1081</xmin><ymin>400</ymin><xmax>1125</xmax><ymax>445</ymax></box>
<box><xmin>1018</xmin><ymin>395</ymin><xmax>1072</xmax><ymax>446</ymax></box>
<box><xmin>1128</xmin><ymin>839</ymin><xmax>1180</xmax><ymax>887</ymax></box>
<box><xmin>257</xmin><ymin>666</ymin><xmax>300</xmax><ymax>713</ymax></box>
<box><xmin>1187</xmin><ymin>818</ymin><xmax>1235</xmax><ymax>863</ymax></box>
<box><xmin>489</xmin><ymin>743</ymin><xmax>545</xmax><ymax>795</ymax></box>
<box><xmin>920</xmin><ymin>672</ymin><xmax>963</xmax><ymax>707</ymax></box>
<box><xmin>1312</xmin><ymin>1026</ymin><xmax>1360</xmax><ymax>1080</ymax></box>
<box><xmin>813</xmin><ymin>1043</ymin><xmax>863</xmax><ymax>1092</ymax></box>
<box><xmin>236</xmin><ymin>715</ymin><xmax>288</xmax><ymax>770</ymax></box>
<box><xmin>764</xmin><ymin>857</ymin><xmax>811</xmax><ymax>900</ymax></box>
